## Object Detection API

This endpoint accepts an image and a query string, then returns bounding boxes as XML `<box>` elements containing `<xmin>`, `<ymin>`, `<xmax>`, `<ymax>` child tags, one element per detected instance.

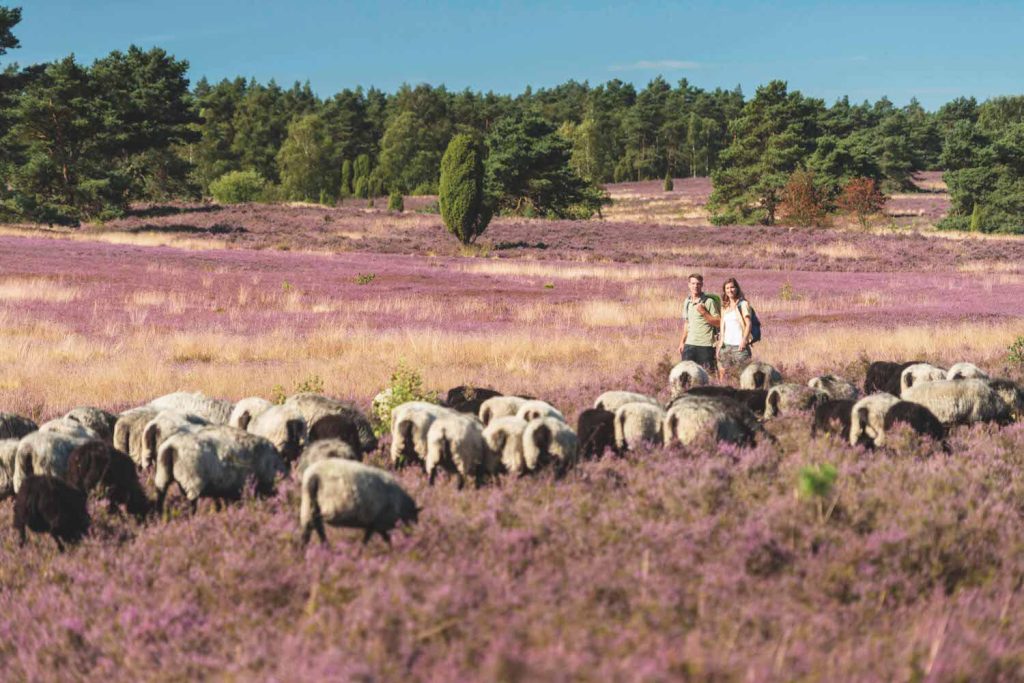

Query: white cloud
<box><xmin>609</xmin><ymin>59</ymin><xmax>702</xmax><ymax>72</ymax></box>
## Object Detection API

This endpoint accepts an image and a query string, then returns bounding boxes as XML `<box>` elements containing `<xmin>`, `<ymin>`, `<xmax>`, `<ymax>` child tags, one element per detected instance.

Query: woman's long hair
<box><xmin>721</xmin><ymin>277</ymin><xmax>745</xmax><ymax>308</ymax></box>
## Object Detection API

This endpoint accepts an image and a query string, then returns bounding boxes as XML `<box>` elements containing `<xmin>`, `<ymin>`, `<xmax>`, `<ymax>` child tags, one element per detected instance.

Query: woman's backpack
<box><xmin>742</xmin><ymin>300</ymin><xmax>762</xmax><ymax>344</ymax></box>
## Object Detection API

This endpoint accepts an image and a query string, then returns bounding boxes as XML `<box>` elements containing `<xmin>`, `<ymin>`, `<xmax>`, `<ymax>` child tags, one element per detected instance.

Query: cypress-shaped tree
<box><xmin>439</xmin><ymin>134</ymin><xmax>491</xmax><ymax>244</ymax></box>
<box><xmin>663</xmin><ymin>172</ymin><xmax>674</xmax><ymax>191</ymax></box>
<box><xmin>340</xmin><ymin>158</ymin><xmax>353</xmax><ymax>197</ymax></box>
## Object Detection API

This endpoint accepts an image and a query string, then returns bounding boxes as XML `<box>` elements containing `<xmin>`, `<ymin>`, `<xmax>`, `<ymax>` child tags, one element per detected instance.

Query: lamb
<box><xmin>149</xmin><ymin>391</ymin><xmax>233</xmax><ymax>424</ymax></box>
<box><xmin>0</xmin><ymin>439</ymin><xmax>18</xmax><ymax>499</ymax></box>
<box><xmin>13</xmin><ymin>430</ymin><xmax>98</xmax><ymax>493</ymax></box>
<box><xmin>140</xmin><ymin>410</ymin><xmax>209</xmax><ymax>469</ymax></box>
<box><xmin>479</xmin><ymin>396</ymin><xmax>529</xmax><ymax>426</ymax></box>
<box><xmin>516</xmin><ymin>400</ymin><xmax>566</xmax><ymax>423</ymax></box>
<box><xmin>740</xmin><ymin>362</ymin><xmax>782</xmax><ymax>390</ymax></box>
<box><xmin>294</xmin><ymin>439</ymin><xmax>360</xmax><ymax>481</ymax></box>
<box><xmin>442</xmin><ymin>385</ymin><xmax>503</xmax><ymax>415</ymax></box>
<box><xmin>864</xmin><ymin>360</ymin><xmax>921</xmax><ymax>395</ymax></box>
<box><xmin>228</xmin><ymin>397</ymin><xmax>274</xmax><ymax>430</ymax></box>
<box><xmin>247</xmin><ymin>404</ymin><xmax>307</xmax><ymax>464</ymax></box>
<box><xmin>63</xmin><ymin>407</ymin><xmax>118</xmax><ymax>446</ymax></box>
<box><xmin>0</xmin><ymin>412</ymin><xmax>37</xmax><ymax>440</ymax></box>
<box><xmin>482</xmin><ymin>416</ymin><xmax>529</xmax><ymax>475</ymax></box>
<box><xmin>154</xmin><ymin>425</ymin><xmax>287</xmax><ymax>515</ymax></box>
<box><xmin>811</xmin><ymin>399</ymin><xmax>856</xmax><ymax>441</ymax></box>
<box><xmin>522</xmin><ymin>417</ymin><xmax>578</xmax><ymax>477</ymax></box>
<box><xmin>593</xmin><ymin>391</ymin><xmax>659</xmax><ymax>414</ymax></box>
<box><xmin>668</xmin><ymin>361</ymin><xmax>710</xmax><ymax>398</ymax></box>
<box><xmin>425</xmin><ymin>412</ymin><xmax>489</xmax><ymax>489</ymax></box>
<box><xmin>900</xmin><ymin>363</ymin><xmax>947</xmax><ymax>395</ymax></box>
<box><xmin>576</xmin><ymin>408</ymin><xmax>616</xmax><ymax>460</ymax></box>
<box><xmin>764</xmin><ymin>384</ymin><xmax>826</xmax><ymax>419</ymax></box>
<box><xmin>883</xmin><ymin>401</ymin><xmax>946</xmax><ymax>443</ymax></box>
<box><xmin>65</xmin><ymin>441</ymin><xmax>151</xmax><ymax>520</ymax></box>
<box><xmin>300</xmin><ymin>458</ymin><xmax>419</xmax><ymax>546</ymax></box>
<box><xmin>807</xmin><ymin>375</ymin><xmax>859</xmax><ymax>401</ymax></box>
<box><xmin>389</xmin><ymin>402</ymin><xmax>452</xmax><ymax>469</ymax></box>
<box><xmin>614</xmin><ymin>402</ymin><xmax>666</xmax><ymax>452</ymax></box>
<box><xmin>947</xmin><ymin>362</ymin><xmax>989</xmax><ymax>381</ymax></box>
<box><xmin>664</xmin><ymin>395</ymin><xmax>761</xmax><ymax>448</ymax></box>
<box><xmin>849</xmin><ymin>393</ymin><xmax>901</xmax><ymax>448</ymax></box>
<box><xmin>284</xmin><ymin>393</ymin><xmax>377</xmax><ymax>454</ymax></box>
<box><xmin>902</xmin><ymin>379</ymin><xmax>1012</xmax><ymax>426</ymax></box>
<box><xmin>13</xmin><ymin>475</ymin><xmax>90</xmax><ymax>552</ymax></box>
<box><xmin>113</xmin><ymin>406</ymin><xmax>160</xmax><ymax>466</ymax></box>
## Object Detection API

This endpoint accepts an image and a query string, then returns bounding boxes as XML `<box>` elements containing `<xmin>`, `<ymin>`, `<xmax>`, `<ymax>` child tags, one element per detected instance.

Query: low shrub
<box><xmin>209</xmin><ymin>170</ymin><xmax>267</xmax><ymax>204</ymax></box>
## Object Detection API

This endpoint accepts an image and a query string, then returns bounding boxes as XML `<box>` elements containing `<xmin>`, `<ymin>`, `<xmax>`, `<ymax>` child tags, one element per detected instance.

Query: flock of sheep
<box><xmin>2</xmin><ymin>357</ymin><xmax>1022</xmax><ymax>552</ymax></box>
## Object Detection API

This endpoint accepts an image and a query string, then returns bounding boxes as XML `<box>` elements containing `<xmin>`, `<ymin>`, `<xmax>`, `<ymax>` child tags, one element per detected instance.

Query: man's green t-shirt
<box><xmin>684</xmin><ymin>294</ymin><xmax>720</xmax><ymax>347</ymax></box>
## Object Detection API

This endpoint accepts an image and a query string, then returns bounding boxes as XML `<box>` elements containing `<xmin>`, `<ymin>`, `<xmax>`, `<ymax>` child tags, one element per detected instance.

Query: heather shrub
<box><xmin>370</xmin><ymin>362</ymin><xmax>438</xmax><ymax>436</ymax></box>
<box><xmin>209</xmin><ymin>170</ymin><xmax>267</xmax><ymax>204</ymax></box>
<box><xmin>439</xmin><ymin>134</ymin><xmax>492</xmax><ymax>244</ymax></box>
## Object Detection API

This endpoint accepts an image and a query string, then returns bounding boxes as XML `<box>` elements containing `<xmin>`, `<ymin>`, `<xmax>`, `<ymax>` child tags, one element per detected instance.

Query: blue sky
<box><xmin>10</xmin><ymin>1</ymin><xmax>1024</xmax><ymax>110</ymax></box>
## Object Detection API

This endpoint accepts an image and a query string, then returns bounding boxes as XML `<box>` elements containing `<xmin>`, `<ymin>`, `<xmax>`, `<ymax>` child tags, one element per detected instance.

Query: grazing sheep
<box><xmin>594</xmin><ymin>391</ymin><xmax>659</xmax><ymax>414</ymax></box>
<box><xmin>39</xmin><ymin>418</ymin><xmax>99</xmax><ymax>440</ymax></box>
<box><xmin>149</xmin><ymin>391</ymin><xmax>233</xmax><ymax>424</ymax></box>
<box><xmin>850</xmin><ymin>393</ymin><xmax>901</xmax><ymax>448</ymax></box>
<box><xmin>735</xmin><ymin>389</ymin><xmax>769</xmax><ymax>418</ymax></box>
<box><xmin>740</xmin><ymin>362</ymin><xmax>782</xmax><ymax>390</ymax></box>
<box><xmin>13</xmin><ymin>475</ymin><xmax>90</xmax><ymax>552</ymax></box>
<box><xmin>900</xmin><ymin>363</ymin><xmax>947</xmax><ymax>396</ymax></box>
<box><xmin>664</xmin><ymin>396</ymin><xmax>761</xmax><ymax>448</ymax></box>
<box><xmin>811</xmin><ymin>399</ymin><xmax>856</xmax><ymax>441</ymax></box>
<box><xmin>614</xmin><ymin>402</ymin><xmax>666</xmax><ymax>452</ymax></box>
<box><xmin>113</xmin><ymin>407</ymin><xmax>159</xmax><ymax>467</ymax></box>
<box><xmin>154</xmin><ymin>425</ymin><xmax>287</xmax><ymax>515</ymax></box>
<box><xmin>425</xmin><ymin>413</ymin><xmax>488</xmax><ymax>489</ymax></box>
<box><xmin>13</xmin><ymin>431</ymin><xmax>97</xmax><ymax>493</ymax></box>
<box><xmin>883</xmin><ymin>401</ymin><xmax>946</xmax><ymax>443</ymax></box>
<box><xmin>442</xmin><ymin>385</ymin><xmax>503</xmax><ymax>415</ymax></box>
<box><xmin>902</xmin><ymin>379</ymin><xmax>1012</xmax><ymax>426</ymax></box>
<box><xmin>482</xmin><ymin>416</ymin><xmax>529</xmax><ymax>475</ymax></box>
<box><xmin>247</xmin><ymin>405</ymin><xmax>307</xmax><ymax>464</ymax></box>
<box><xmin>576</xmin><ymin>408</ymin><xmax>616</xmax><ymax>460</ymax></box>
<box><xmin>479</xmin><ymin>396</ymin><xmax>529</xmax><ymax>426</ymax></box>
<box><xmin>986</xmin><ymin>379</ymin><xmax>1024</xmax><ymax>419</ymax></box>
<box><xmin>864</xmin><ymin>360</ymin><xmax>921</xmax><ymax>395</ymax></box>
<box><xmin>284</xmin><ymin>393</ymin><xmax>377</xmax><ymax>454</ymax></box>
<box><xmin>228</xmin><ymin>397</ymin><xmax>274</xmax><ymax>430</ymax></box>
<box><xmin>947</xmin><ymin>362</ymin><xmax>989</xmax><ymax>381</ymax></box>
<box><xmin>522</xmin><ymin>417</ymin><xmax>578</xmax><ymax>477</ymax></box>
<box><xmin>63</xmin><ymin>407</ymin><xmax>118</xmax><ymax>446</ymax></box>
<box><xmin>140</xmin><ymin>410</ymin><xmax>210</xmax><ymax>470</ymax></box>
<box><xmin>668</xmin><ymin>361</ymin><xmax>710</xmax><ymax>398</ymax></box>
<box><xmin>300</xmin><ymin>459</ymin><xmax>419</xmax><ymax>546</ymax></box>
<box><xmin>808</xmin><ymin>375</ymin><xmax>859</xmax><ymax>401</ymax></box>
<box><xmin>0</xmin><ymin>439</ymin><xmax>18</xmax><ymax>499</ymax></box>
<box><xmin>764</xmin><ymin>384</ymin><xmax>826</xmax><ymax>419</ymax></box>
<box><xmin>389</xmin><ymin>402</ymin><xmax>452</xmax><ymax>469</ymax></box>
<box><xmin>516</xmin><ymin>400</ymin><xmax>566</xmax><ymax>423</ymax></box>
<box><xmin>65</xmin><ymin>442</ymin><xmax>150</xmax><ymax>520</ymax></box>
<box><xmin>0</xmin><ymin>413</ymin><xmax>37</xmax><ymax>440</ymax></box>
<box><xmin>294</xmin><ymin>439</ymin><xmax>360</xmax><ymax>481</ymax></box>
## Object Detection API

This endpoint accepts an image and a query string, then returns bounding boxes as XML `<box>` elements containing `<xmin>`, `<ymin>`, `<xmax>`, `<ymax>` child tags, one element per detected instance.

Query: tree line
<box><xmin>0</xmin><ymin>6</ymin><xmax>1022</xmax><ymax>232</ymax></box>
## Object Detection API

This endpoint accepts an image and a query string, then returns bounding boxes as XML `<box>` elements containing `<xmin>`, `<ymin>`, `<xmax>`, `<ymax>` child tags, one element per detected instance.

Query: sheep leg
<box><xmin>362</xmin><ymin>528</ymin><xmax>373</xmax><ymax>544</ymax></box>
<box><xmin>313</xmin><ymin>516</ymin><xmax>328</xmax><ymax>545</ymax></box>
<box><xmin>52</xmin><ymin>534</ymin><xmax>66</xmax><ymax>553</ymax></box>
<box><xmin>213</xmin><ymin>498</ymin><xmax>224</xmax><ymax>512</ymax></box>
<box><xmin>189</xmin><ymin>499</ymin><xmax>199</xmax><ymax>517</ymax></box>
<box><xmin>428</xmin><ymin>467</ymin><xmax>437</xmax><ymax>487</ymax></box>
<box><xmin>156</xmin><ymin>487</ymin><xmax>167</xmax><ymax>517</ymax></box>
<box><xmin>379</xmin><ymin>530</ymin><xmax>391</xmax><ymax>546</ymax></box>
<box><xmin>456</xmin><ymin>472</ymin><xmax>466</xmax><ymax>490</ymax></box>
<box><xmin>16</xmin><ymin>523</ymin><xmax>26</xmax><ymax>548</ymax></box>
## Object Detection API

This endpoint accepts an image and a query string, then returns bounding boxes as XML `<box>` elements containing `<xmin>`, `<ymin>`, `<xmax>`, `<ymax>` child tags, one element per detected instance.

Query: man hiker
<box><xmin>677</xmin><ymin>273</ymin><xmax>721</xmax><ymax>373</ymax></box>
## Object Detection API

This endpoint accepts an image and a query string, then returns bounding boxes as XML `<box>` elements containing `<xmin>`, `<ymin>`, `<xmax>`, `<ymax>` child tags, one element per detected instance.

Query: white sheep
<box><xmin>515</xmin><ymin>400</ymin><xmax>565</xmax><ymax>423</ymax></box>
<box><xmin>668</xmin><ymin>361</ymin><xmax>710</xmax><ymax>398</ymax></box>
<box><xmin>294</xmin><ymin>438</ymin><xmax>360</xmax><ymax>481</ymax></box>
<box><xmin>299</xmin><ymin>458</ymin><xmax>419</xmax><ymax>546</ymax></box>
<box><xmin>149</xmin><ymin>391</ymin><xmax>234</xmax><ymax>424</ymax></box>
<box><xmin>807</xmin><ymin>375</ymin><xmax>859</xmax><ymax>401</ymax></box>
<box><xmin>899</xmin><ymin>363</ymin><xmax>947</xmax><ymax>396</ymax></box>
<box><xmin>247</xmin><ymin>404</ymin><xmax>307</xmax><ymax>464</ymax></box>
<box><xmin>849</xmin><ymin>393</ymin><xmax>901</xmax><ymax>447</ymax></box>
<box><xmin>0</xmin><ymin>439</ymin><xmax>18</xmax><ymax>499</ymax></box>
<box><xmin>154</xmin><ymin>425</ymin><xmax>287</xmax><ymax>515</ymax></box>
<box><xmin>63</xmin><ymin>407</ymin><xmax>118</xmax><ymax>446</ymax></box>
<box><xmin>902</xmin><ymin>379</ymin><xmax>1012</xmax><ymax>426</ymax></box>
<box><xmin>284</xmin><ymin>393</ymin><xmax>378</xmax><ymax>453</ymax></box>
<box><xmin>740</xmin><ymin>362</ymin><xmax>782</xmax><ymax>390</ymax></box>
<box><xmin>140</xmin><ymin>410</ymin><xmax>210</xmax><ymax>469</ymax></box>
<box><xmin>425</xmin><ymin>412</ymin><xmax>488</xmax><ymax>489</ymax></box>
<box><xmin>522</xmin><ymin>417</ymin><xmax>578</xmax><ymax>476</ymax></box>
<box><xmin>593</xmin><ymin>391</ymin><xmax>660</xmax><ymax>414</ymax></box>
<box><xmin>764</xmin><ymin>384</ymin><xmax>827</xmax><ymax>419</ymax></box>
<box><xmin>482</xmin><ymin>416</ymin><xmax>529</xmax><ymax>476</ymax></box>
<box><xmin>946</xmin><ymin>362</ymin><xmax>989</xmax><ymax>381</ymax></box>
<box><xmin>664</xmin><ymin>396</ymin><xmax>761</xmax><ymax>448</ymax></box>
<box><xmin>389</xmin><ymin>402</ymin><xmax>452</xmax><ymax>469</ymax></box>
<box><xmin>614</xmin><ymin>402</ymin><xmax>666</xmax><ymax>452</ymax></box>
<box><xmin>0</xmin><ymin>413</ymin><xmax>37</xmax><ymax>440</ymax></box>
<box><xmin>114</xmin><ymin>406</ymin><xmax>160</xmax><ymax>466</ymax></box>
<box><xmin>479</xmin><ymin>396</ymin><xmax>529</xmax><ymax>426</ymax></box>
<box><xmin>38</xmin><ymin>417</ymin><xmax>100</xmax><ymax>440</ymax></box>
<box><xmin>13</xmin><ymin>430</ymin><xmax>97</xmax><ymax>492</ymax></box>
<box><xmin>228</xmin><ymin>397</ymin><xmax>274</xmax><ymax>430</ymax></box>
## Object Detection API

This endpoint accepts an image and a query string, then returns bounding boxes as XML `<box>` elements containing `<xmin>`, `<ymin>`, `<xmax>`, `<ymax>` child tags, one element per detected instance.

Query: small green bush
<box><xmin>354</xmin><ymin>273</ymin><xmax>375</xmax><ymax>285</ymax></box>
<box><xmin>271</xmin><ymin>374</ymin><xmax>325</xmax><ymax>405</ymax></box>
<box><xmin>664</xmin><ymin>174</ymin><xmax>674</xmax><ymax>192</ymax></box>
<box><xmin>388</xmin><ymin>191</ymin><xmax>404</xmax><ymax>212</ymax></box>
<box><xmin>1008</xmin><ymin>335</ymin><xmax>1024</xmax><ymax>368</ymax></box>
<box><xmin>209</xmin><ymin>170</ymin><xmax>267</xmax><ymax>204</ymax></box>
<box><xmin>370</xmin><ymin>362</ymin><xmax>438</xmax><ymax>438</ymax></box>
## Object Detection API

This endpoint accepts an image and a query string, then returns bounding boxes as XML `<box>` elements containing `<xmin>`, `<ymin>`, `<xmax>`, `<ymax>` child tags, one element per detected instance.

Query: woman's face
<box><xmin>725</xmin><ymin>282</ymin><xmax>737</xmax><ymax>299</ymax></box>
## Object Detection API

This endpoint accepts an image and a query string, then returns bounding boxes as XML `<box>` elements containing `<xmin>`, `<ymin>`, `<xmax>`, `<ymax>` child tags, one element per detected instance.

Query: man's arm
<box><xmin>678</xmin><ymin>319</ymin><xmax>689</xmax><ymax>353</ymax></box>
<box><xmin>699</xmin><ymin>301</ymin><xmax>721</xmax><ymax>328</ymax></box>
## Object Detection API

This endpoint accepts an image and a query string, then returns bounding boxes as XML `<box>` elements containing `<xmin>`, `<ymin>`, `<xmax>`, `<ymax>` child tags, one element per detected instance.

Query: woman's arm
<box><xmin>739</xmin><ymin>301</ymin><xmax>752</xmax><ymax>349</ymax></box>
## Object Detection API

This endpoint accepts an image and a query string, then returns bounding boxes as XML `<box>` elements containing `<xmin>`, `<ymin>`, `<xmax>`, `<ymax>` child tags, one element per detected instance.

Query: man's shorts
<box><xmin>682</xmin><ymin>344</ymin><xmax>717</xmax><ymax>373</ymax></box>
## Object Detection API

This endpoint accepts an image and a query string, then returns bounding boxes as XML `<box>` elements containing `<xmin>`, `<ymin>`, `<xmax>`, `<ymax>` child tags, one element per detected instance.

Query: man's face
<box><xmin>688</xmin><ymin>277</ymin><xmax>703</xmax><ymax>298</ymax></box>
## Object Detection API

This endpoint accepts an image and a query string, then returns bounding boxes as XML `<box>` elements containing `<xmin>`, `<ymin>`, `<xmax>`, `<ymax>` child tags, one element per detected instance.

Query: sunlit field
<box><xmin>2</xmin><ymin>179</ymin><xmax>1024</xmax><ymax>680</ymax></box>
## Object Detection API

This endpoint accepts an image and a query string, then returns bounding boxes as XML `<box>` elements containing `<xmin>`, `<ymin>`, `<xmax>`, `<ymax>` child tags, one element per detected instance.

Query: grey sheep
<box><xmin>946</xmin><ymin>362</ymin><xmax>989</xmax><ymax>381</ymax></box>
<box><xmin>300</xmin><ymin>458</ymin><xmax>419</xmax><ymax>546</ymax></box>
<box><xmin>228</xmin><ymin>397</ymin><xmax>274</xmax><ymax>430</ymax></box>
<box><xmin>849</xmin><ymin>393</ymin><xmax>901</xmax><ymax>448</ymax></box>
<box><xmin>113</xmin><ymin>407</ymin><xmax>160</xmax><ymax>467</ymax></box>
<box><xmin>63</xmin><ymin>407</ymin><xmax>118</xmax><ymax>446</ymax></box>
<box><xmin>482</xmin><ymin>416</ymin><xmax>530</xmax><ymax>476</ymax></box>
<box><xmin>668</xmin><ymin>361</ymin><xmax>711</xmax><ymax>399</ymax></box>
<box><xmin>425</xmin><ymin>412</ymin><xmax>488</xmax><ymax>489</ymax></box>
<box><xmin>38</xmin><ymin>418</ymin><xmax>99</xmax><ymax>440</ymax></box>
<box><xmin>899</xmin><ymin>363</ymin><xmax>947</xmax><ymax>396</ymax></box>
<box><xmin>284</xmin><ymin>392</ymin><xmax>378</xmax><ymax>454</ymax></box>
<box><xmin>764</xmin><ymin>384</ymin><xmax>827</xmax><ymax>419</ymax></box>
<box><xmin>522</xmin><ymin>417</ymin><xmax>578</xmax><ymax>477</ymax></box>
<box><xmin>389</xmin><ymin>402</ymin><xmax>453</xmax><ymax>469</ymax></box>
<box><xmin>247</xmin><ymin>404</ymin><xmax>307</xmax><ymax>464</ymax></box>
<box><xmin>664</xmin><ymin>396</ymin><xmax>761</xmax><ymax>448</ymax></box>
<box><xmin>294</xmin><ymin>438</ymin><xmax>360</xmax><ymax>481</ymax></box>
<box><xmin>593</xmin><ymin>391</ymin><xmax>660</xmax><ymax>414</ymax></box>
<box><xmin>0</xmin><ymin>439</ymin><xmax>18</xmax><ymax>499</ymax></box>
<box><xmin>515</xmin><ymin>400</ymin><xmax>566</xmax><ymax>423</ymax></box>
<box><xmin>614</xmin><ymin>402</ymin><xmax>666</xmax><ymax>452</ymax></box>
<box><xmin>987</xmin><ymin>379</ymin><xmax>1024</xmax><ymax>419</ymax></box>
<box><xmin>149</xmin><ymin>391</ymin><xmax>233</xmax><ymax>425</ymax></box>
<box><xmin>807</xmin><ymin>375</ymin><xmax>859</xmax><ymax>401</ymax></box>
<box><xmin>479</xmin><ymin>396</ymin><xmax>529</xmax><ymax>426</ymax></box>
<box><xmin>0</xmin><ymin>413</ymin><xmax>37</xmax><ymax>440</ymax></box>
<box><xmin>140</xmin><ymin>410</ymin><xmax>210</xmax><ymax>469</ymax></box>
<box><xmin>13</xmin><ymin>430</ymin><xmax>97</xmax><ymax>493</ymax></box>
<box><xmin>740</xmin><ymin>362</ymin><xmax>782</xmax><ymax>390</ymax></box>
<box><xmin>902</xmin><ymin>378</ymin><xmax>1012</xmax><ymax>426</ymax></box>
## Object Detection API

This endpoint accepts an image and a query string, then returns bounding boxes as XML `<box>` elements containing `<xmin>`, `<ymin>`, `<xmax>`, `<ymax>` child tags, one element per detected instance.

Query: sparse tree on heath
<box><xmin>439</xmin><ymin>134</ymin><xmax>491</xmax><ymax>244</ymax></box>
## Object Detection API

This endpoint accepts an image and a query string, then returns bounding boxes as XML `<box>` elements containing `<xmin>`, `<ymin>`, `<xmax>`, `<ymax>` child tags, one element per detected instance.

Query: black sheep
<box><xmin>883</xmin><ymin>401</ymin><xmax>946</xmax><ymax>442</ymax></box>
<box><xmin>0</xmin><ymin>412</ymin><xmax>37</xmax><ymax>440</ymax></box>
<box><xmin>577</xmin><ymin>408</ymin><xmax>616</xmax><ymax>459</ymax></box>
<box><xmin>65</xmin><ymin>441</ymin><xmax>151</xmax><ymax>520</ymax></box>
<box><xmin>735</xmin><ymin>389</ymin><xmax>768</xmax><ymax>418</ymax></box>
<box><xmin>13</xmin><ymin>475</ymin><xmax>90</xmax><ymax>551</ymax></box>
<box><xmin>442</xmin><ymin>385</ymin><xmax>503</xmax><ymax>415</ymax></box>
<box><xmin>864</xmin><ymin>360</ymin><xmax>921</xmax><ymax>395</ymax></box>
<box><xmin>812</xmin><ymin>399</ymin><xmax>856</xmax><ymax>441</ymax></box>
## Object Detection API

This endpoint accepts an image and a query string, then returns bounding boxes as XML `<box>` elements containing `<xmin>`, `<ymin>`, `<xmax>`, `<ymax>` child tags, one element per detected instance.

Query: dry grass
<box><xmin>0</xmin><ymin>224</ymin><xmax>230</xmax><ymax>251</ymax></box>
<box><xmin>814</xmin><ymin>242</ymin><xmax>866</xmax><ymax>260</ymax></box>
<box><xmin>0</xmin><ymin>277</ymin><xmax>79</xmax><ymax>302</ymax></box>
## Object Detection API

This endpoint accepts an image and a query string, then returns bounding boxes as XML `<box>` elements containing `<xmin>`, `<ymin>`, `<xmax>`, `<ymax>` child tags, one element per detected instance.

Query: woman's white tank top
<box><xmin>722</xmin><ymin>304</ymin><xmax>744</xmax><ymax>346</ymax></box>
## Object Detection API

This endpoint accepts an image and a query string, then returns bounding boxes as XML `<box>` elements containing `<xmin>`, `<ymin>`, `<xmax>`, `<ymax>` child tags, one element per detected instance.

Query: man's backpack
<box><xmin>741</xmin><ymin>300</ymin><xmax>762</xmax><ymax>344</ymax></box>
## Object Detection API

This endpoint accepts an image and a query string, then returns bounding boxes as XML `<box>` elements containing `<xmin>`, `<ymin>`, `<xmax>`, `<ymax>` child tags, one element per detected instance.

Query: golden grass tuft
<box><xmin>0</xmin><ymin>277</ymin><xmax>79</xmax><ymax>302</ymax></box>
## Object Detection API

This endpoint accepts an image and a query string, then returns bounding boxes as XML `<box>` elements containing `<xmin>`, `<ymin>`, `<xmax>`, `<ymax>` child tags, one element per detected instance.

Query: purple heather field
<box><xmin>1</xmin><ymin>179</ymin><xmax>1024</xmax><ymax>681</ymax></box>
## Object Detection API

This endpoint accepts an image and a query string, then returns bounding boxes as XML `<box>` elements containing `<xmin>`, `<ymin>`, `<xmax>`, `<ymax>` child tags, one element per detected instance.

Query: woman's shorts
<box><xmin>718</xmin><ymin>345</ymin><xmax>751</xmax><ymax>372</ymax></box>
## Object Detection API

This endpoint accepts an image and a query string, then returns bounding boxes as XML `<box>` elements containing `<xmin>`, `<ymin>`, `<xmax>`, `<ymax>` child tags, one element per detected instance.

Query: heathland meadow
<box><xmin>2</xmin><ymin>179</ymin><xmax>1024</xmax><ymax>680</ymax></box>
